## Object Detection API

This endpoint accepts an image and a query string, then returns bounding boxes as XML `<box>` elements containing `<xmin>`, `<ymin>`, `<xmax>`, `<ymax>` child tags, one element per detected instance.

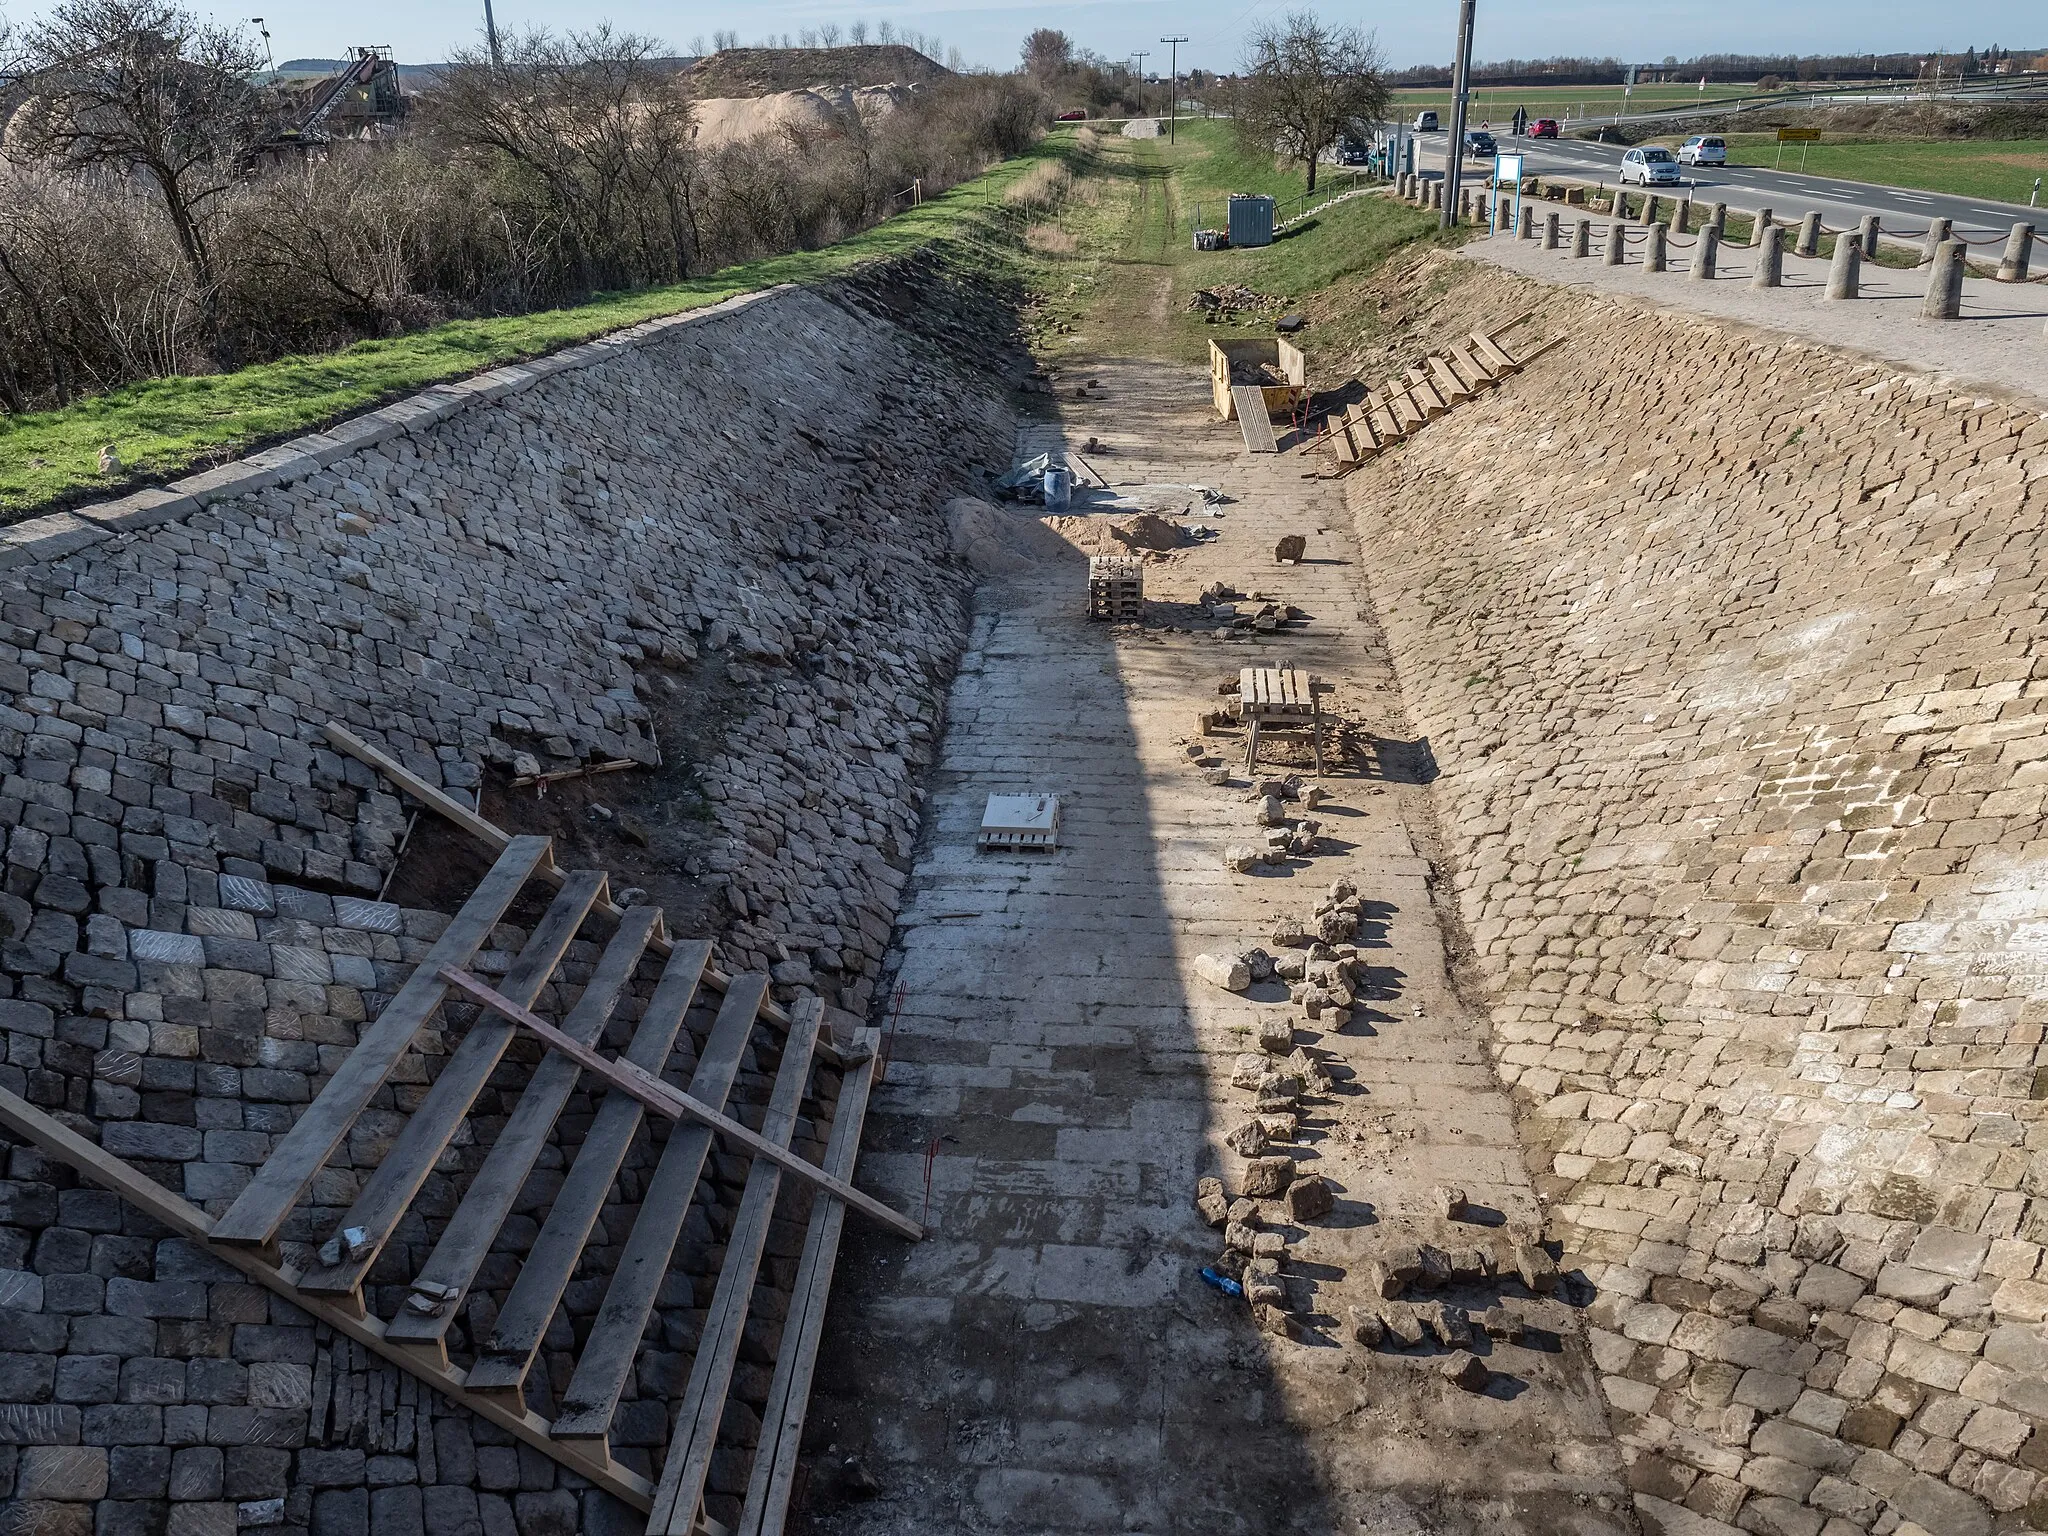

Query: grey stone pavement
<box><xmin>799</xmin><ymin>364</ymin><xmax>1632</xmax><ymax>1533</ymax></box>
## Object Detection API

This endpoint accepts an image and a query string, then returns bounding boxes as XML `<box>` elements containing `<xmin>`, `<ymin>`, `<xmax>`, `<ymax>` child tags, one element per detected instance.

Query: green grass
<box><xmin>1019</xmin><ymin>120</ymin><xmax>1448</xmax><ymax>370</ymax></box>
<box><xmin>0</xmin><ymin>140</ymin><xmax>1074</xmax><ymax>519</ymax></box>
<box><xmin>1714</xmin><ymin>134</ymin><xmax>2048</xmax><ymax>204</ymax></box>
<box><xmin>1391</xmin><ymin>82</ymin><xmax>1765</xmax><ymax>126</ymax></box>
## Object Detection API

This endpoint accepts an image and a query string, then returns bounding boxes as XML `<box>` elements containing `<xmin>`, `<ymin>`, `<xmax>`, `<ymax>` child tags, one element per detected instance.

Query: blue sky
<box><xmin>7</xmin><ymin>0</ymin><xmax>2035</xmax><ymax>74</ymax></box>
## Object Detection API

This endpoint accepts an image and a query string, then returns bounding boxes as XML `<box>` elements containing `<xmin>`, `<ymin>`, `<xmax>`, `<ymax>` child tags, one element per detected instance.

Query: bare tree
<box><xmin>1237</xmin><ymin>10</ymin><xmax>1388</xmax><ymax>192</ymax></box>
<box><xmin>849</xmin><ymin>21</ymin><xmax>870</xmax><ymax>45</ymax></box>
<box><xmin>10</xmin><ymin>0</ymin><xmax>271</xmax><ymax>326</ymax></box>
<box><xmin>1021</xmin><ymin>29</ymin><xmax>1073</xmax><ymax>81</ymax></box>
<box><xmin>711</xmin><ymin>28</ymin><xmax>737</xmax><ymax>51</ymax></box>
<box><xmin>818</xmin><ymin>23</ymin><xmax>842</xmax><ymax>47</ymax></box>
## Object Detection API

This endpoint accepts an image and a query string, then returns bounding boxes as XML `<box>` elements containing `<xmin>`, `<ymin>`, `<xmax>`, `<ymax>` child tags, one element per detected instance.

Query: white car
<box><xmin>1619</xmin><ymin>146</ymin><xmax>1683</xmax><ymax>185</ymax></box>
<box><xmin>1413</xmin><ymin>111</ymin><xmax>1439</xmax><ymax>131</ymax></box>
<box><xmin>1678</xmin><ymin>135</ymin><xmax>1727</xmax><ymax>166</ymax></box>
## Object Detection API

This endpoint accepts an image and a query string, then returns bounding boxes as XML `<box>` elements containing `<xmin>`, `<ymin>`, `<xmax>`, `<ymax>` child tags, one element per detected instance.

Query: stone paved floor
<box><xmin>801</xmin><ymin>361</ymin><xmax>1631</xmax><ymax>1534</ymax></box>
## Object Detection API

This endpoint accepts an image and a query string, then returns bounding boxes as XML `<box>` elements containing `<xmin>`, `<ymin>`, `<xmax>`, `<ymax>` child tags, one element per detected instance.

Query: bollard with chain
<box><xmin>1999</xmin><ymin>223</ymin><xmax>2035</xmax><ymax>283</ymax></box>
<box><xmin>1643</xmin><ymin>194</ymin><xmax>1660</xmax><ymax>226</ymax></box>
<box><xmin>1921</xmin><ymin>216</ymin><xmax>1951</xmax><ymax>265</ymax></box>
<box><xmin>1572</xmin><ymin>217</ymin><xmax>1590</xmax><ymax>258</ymax></box>
<box><xmin>1519</xmin><ymin>204</ymin><xmax>1534</xmax><ymax>239</ymax></box>
<box><xmin>1691</xmin><ymin>224</ymin><xmax>1720</xmax><ymax>280</ymax></box>
<box><xmin>1543</xmin><ymin>210</ymin><xmax>1560</xmax><ymax>250</ymax></box>
<box><xmin>1825</xmin><ymin>229</ymin><xmax>1861</xmax><ymax>300</ymax></box>
<box><xmin>1922</xmin><ymin>238</ymin><xmax>1964</xmax><ymax>318</ymax></box>
<box><xmin>1751</xmin><ymin>224</ymin><xmax>1783</xmax><ymax>288</ymax></box>
<box><xmin>1605</xmin><ymin>220</ymin><xmax>1625</xmax><ymax>265</ymax></box>
<box><xmin>1752</xmin><ymin>207</ymin><xmax>1773</xmax><ymax>247</ymax></box>
<box><xmin>1647</xmin><ymin>223</ymin><xmax>1667</xmax><ymax>272</ymax></box>
<box><xmin>1859</xmin><ymin>213</ymin><xmax>1880</xmax><ymax>259</ymax></box>
<box><xmin>1672</xmin><ymin>195</ymin><xmax>1691</xmax><ymax>233</ymax></box>
<box><xmin>1796</xmin><ymin>211</ymin><xmax>1821</xmax><ymax>258</ymax></box>
<box><xmin>1709</xmin><ymin>202</ymin><xmax>1727</xmax><ymax>236</ymax></box>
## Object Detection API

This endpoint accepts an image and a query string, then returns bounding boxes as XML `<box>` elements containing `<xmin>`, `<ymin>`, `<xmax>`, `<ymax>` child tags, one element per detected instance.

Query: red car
<box><xmin>1056</xmin><ymin>110</ymin><xmax>1088</xmax><ymax>122</ymax></box>
<box><xmin>1529</xmin><ymin>118</ymin><xmax>1559</xmax><ymax>138</ymax></box>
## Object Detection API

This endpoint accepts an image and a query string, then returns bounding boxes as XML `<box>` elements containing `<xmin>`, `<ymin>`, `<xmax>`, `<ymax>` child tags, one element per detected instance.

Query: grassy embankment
<box><xmin>1390</xmin><ymin>82</ymin><xmax>1762</xmax><ymax>126</ymax></box>
<box><xmin>1012</xmin><ymin>119</ymin><xmax>1449</xmax><ymax>372</ymax></box>
<box><xmin>0</xmin><ymin>138</ymin><xmax>1081</xmax><ymax>520</ymax></box>
<box><xmin>1716</xmin><ymin>135</ymin><xmax>2048</xmax><ymax>205</ymax></box>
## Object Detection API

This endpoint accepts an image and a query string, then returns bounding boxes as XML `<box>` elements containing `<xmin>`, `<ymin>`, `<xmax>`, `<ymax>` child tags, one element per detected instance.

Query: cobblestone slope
<box><xmin>0</xmin><ymin>277</ymin><xmax>1013</xmax><ymax>1536</ymax></box>
<box><xmin>1348</xmin><ymin>259</ymin><xmax>2048</xmax><ymax>1534</ymax></box>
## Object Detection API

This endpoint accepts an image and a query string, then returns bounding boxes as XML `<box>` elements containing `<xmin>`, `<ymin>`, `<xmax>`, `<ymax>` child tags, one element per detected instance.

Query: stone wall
<box><xmin>1348</xmin><ymin>258</ymin><xmax>2048</xmax><ymax>1535</ymax></box>
<box><xmin>0</xmin><ymin>277</ymin><xmax>1014</xmax><ymax>1536</ymax></box>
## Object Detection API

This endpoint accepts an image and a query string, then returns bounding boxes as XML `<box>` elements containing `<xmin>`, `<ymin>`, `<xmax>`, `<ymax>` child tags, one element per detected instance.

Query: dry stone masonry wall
<box><xmin>0</xmin><ymin>278</ymin><xmax>1012</xmax><ymax>1536</ymax></box>
<box><xmin>1349</xmin><ymin>269</ymin><xmax>2048</xmax><ymax>1536</ymax></box>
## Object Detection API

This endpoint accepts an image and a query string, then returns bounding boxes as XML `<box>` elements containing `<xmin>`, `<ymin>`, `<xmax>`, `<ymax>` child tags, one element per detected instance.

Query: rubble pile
<box><xmin>1190</xmin><ymin>285</ymin><xmax>1289</xmax><ymax>325</ymax></box>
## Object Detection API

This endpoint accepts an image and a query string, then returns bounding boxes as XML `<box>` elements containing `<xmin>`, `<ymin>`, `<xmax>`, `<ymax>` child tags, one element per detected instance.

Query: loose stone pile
<box><xmin>0</xmin><ymin>275</ymin><xmax>1012</xmax><ymax>1535</ymax></box>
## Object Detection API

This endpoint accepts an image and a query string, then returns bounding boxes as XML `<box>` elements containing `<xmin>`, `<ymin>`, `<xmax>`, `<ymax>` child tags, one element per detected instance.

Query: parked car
<box><xmin>1678</xmin><ymin>135</ymin><xmax>1727</xmax><ymax>165</ymax></box>
<box><xmin>1464</xmin><ymin>130</ymin><xmax>1497</xmax><ymax>158</ymax></box>
<box><xmin>1337</xmin><ymin>139</ymin><xmax>1370</xmax><ymax>165</ymax></box>
<box><xmin>1056</xmin><ymin>109</ymin><xmax>1088</xmax><ymax>122</ymax></box>
<box><xmin>1413</xmin><ymin>110</ymin><xmax>1439</xmax><ymax>131</ymax></box>
<box><xmin>1619</xmin><ymin>145</ymin><xmax>1683</xmax><ymax>185</ymax></box>
<box><xmin>1529</xmin><ymin>117</ymin><xmax>1559</xmax><ymax>138</ymax></box>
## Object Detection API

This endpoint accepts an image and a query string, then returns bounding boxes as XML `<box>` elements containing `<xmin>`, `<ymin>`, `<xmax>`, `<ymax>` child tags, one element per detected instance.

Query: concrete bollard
<box><xmin>1644</xmin><ymin>194</ymin><xmax>1661</xmax><ymax>226</ymax></box>
<box><xmin>1751</xmin><ymin>225</ymin><xmax>1784</xmax><ymax>288</ymax></box>
<box><xmin>1646</xmin><ymin>223</ymin><xmax>1667</xmax><ymax>272</ymax></box>
<box><xmin>1751</xmin><ymin>207</ymin><xmax>1773</xmax><ymax>247</ymax></box>
<box><xmin>1922</xmin><ymin>238</ymin><xmax>1965</xmax><ymax>318</ymax></box>
<box><xmin>1825</xmin><ymin>230</ymin><xmax>1861</xmax><ymax>299</ymax></box>
<box><xmin>1431</xmin><ymin>180</ymin><xmax>1444</xmax><ymax>210</ymax></box>
<box><xmin>1796</xmin><ymin>211</ymin><xmax>1821</xmax><ymax>258</ymax></box>
<box><xmin>1921</xmin><ymin>216</ymin><xmax>1951</xmax><ymax>264</ymax></box>
<box><xmin>1691</xmin><ymin>225</ymin><xmax>1720</xmax><ymax>280</ymax></box>
<box><xmin>1858</xmin><ymin>213</ymin><xmax>1880</xmax><ymax>259</ymax></box>
<box><xmin>1999</xmin><ymin>223</ymin><xmax>2035</xmax><ymax>282</ymax></box>
<box><xmin>1490</xmin><ymin>196</ymin><xmax>1506</xmax><ymax>235</ymax></box>
<box><xmin>1519</xmin><ymin>205</ymin><xmax>1534</xmax><ymax>239</ymax></box>
<box><xmin>1572</xmin><ymin>218</ymin><xmax>1590</xmax><ymax>258</ymax></box>
<box><xmin>1605</xmin><ymin>221</ymin><xmax>1626</xmax><ymax>265</ymax></box>
<box><xmin>1672</xmin><ymin>196</ymin><xmax>1691</xmax><ymax>233</ymax></box>
<box><xmin>1709</xmin><ymin>202</ymin><xmax>1727</xmax><ymax>235</ymax></box>
<box><xmin>1459</xmin><ymin>187</ymin><xmax>1472</xmax><ymax>221</ymax></box>
<box><xmin>1543</xmin><ymin>210</ymin><xmax>1560</xmax><ymax>250</ymax></box>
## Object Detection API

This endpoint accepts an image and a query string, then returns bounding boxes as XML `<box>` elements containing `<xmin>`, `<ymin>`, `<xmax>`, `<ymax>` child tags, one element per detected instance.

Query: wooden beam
<box><xmin>299</xmin><ymin>871</ymin><xmax>608</xmax><ymax>1304</ymax></box>
<box><xmin>733</xmin><ymin>1028</ymin><xmax>884</xmax><ymax>1536</ymax></box>
<box><xmin>384</xmin><ymin>906</ymin><xmax>669</xmax><ymax>1358</ymax></box>
<box><xmin>212</xmin><ymin>835</ymin><xmax>553</xmax><ymax>1250</ymax></box>
<box><xmin>464</xmin><ymin>941</ymin><xmax>719</xmax><ymax>1400</ymax></box>
<box><xmin>646</xmin><ymin>996</ymin><xmax>823</xmax><ymax>1535</ymax></box>
<box><xmin>439</xmin><ymin>969</ymin><xmax>922</xmax><ymax>1241</ymax></box>
<box><xmin>0</xmin><ymin>1087</ymin><xmax>656</xmax><ymax>1512</ymax></box>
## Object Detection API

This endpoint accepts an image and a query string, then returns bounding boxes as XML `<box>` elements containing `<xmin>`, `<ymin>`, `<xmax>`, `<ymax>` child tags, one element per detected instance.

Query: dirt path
<box><xmin>798</xmin><ymin>358</ymin><xmax>1632</xmax><ymax>1532</ymax></box>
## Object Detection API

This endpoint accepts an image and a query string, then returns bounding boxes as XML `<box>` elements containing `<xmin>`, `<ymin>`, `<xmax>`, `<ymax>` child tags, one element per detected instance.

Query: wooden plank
<box><xmin>385</xmin><ymin>908</ymin><xmax>672</xmax><ymax>1357</ymax></box>
<box><xmin>1387</xmin><ymin>387</ymin><xmax>1424</xmax><ymax>432</ymax></box>
<box><xmin>1427</xmin><ymin>355</ymin><xmax>1474</xmax><ymax>405</ymax></box>
<box><xmin>733</xmin><ymin>1028</ymin><xmax>884</xmax><ymax>1536</ymax></box>
<box><xmin>440</xmin><ymin>970</ymin><xmax>921</xmax><ymax>1242</ymax></box>
<box><xmin>1345</xmin><ymin>403</ymin><xmax>1381</xmax><ymax>453</ymax></box>
<box><xmin>464</xmin><ymin>941</ymin><xmax>716</xmax><ymax>1399</ymax></box>
<box><xmin>0</xmin><ymin>1086</ymin><xmax>657</xmax><ymax>1512</ymax></box>
<box><xmin>1468</xmin><ymin>331</ymin><xmax>1519</xmax><ymax>376</ymax></box>
<box><xmin>646</xmin><ymin>997</ymin><xmax>824</xmax><ymax>1535</ymax></box>
<box><xmin>299</xmin><ymin>871</ymin><xmax>608</xmax><ymax>1304</ymax></box>
<box><xmin>1230</xmin><ymin>385</ymin><xmax>1279</xmax><ymax>453</ymax></box>
<box><xmin>212</xmin><ymin>835</ymin><xmax>553</xmax><ymax>1251</ymax></box>
<box><xmin>1447</xmin><ymin>344</ymin><xmax>1496</xmax><ymax>392</ymax></box>
<box><xmin>1404</xmin><ymin>368</ymin><xmax>1447</xmax><ymax>418</ymax></box>
<box><xmin>547</xmin><ymin>973</ymin><xmax>773</xmax><ymax>1442</ymax></box>
<box><xmin>321</xmin><ymin>722</ymin><xmax>839</xmax><ymax>1062</ymax></box>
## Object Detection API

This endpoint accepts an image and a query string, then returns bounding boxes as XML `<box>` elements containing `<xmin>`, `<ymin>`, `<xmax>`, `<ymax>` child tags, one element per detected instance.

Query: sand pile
<box><xmin>1042</xmin><ymin>510</ymin><xmax>1186</xmax><ymax>557</ymax></box>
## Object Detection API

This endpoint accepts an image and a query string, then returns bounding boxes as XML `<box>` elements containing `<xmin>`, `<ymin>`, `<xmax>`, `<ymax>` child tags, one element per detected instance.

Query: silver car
<box><xmin>1619</xmin><ymin>146</ymin><xmax>1684</xmax><ymax>185</ymax></box>
<box><xmin>1678</xmin><ymin>135</ymin><xmax>1727</xmax><ymax>166</ymax></box>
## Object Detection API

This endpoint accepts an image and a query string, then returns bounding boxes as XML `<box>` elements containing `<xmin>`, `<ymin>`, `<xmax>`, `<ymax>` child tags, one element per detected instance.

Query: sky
<box><xmin>3</xmin><ymin>0</ymin><xmax>2035</xmax><ymax>75</ymax></box>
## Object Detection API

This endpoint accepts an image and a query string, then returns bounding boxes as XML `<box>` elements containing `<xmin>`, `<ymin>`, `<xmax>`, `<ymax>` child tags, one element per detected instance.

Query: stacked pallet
<box><xmin>1324</xmin><ymin>318</ymin><xmax>1553</xmax><ymax>474</ymax></box>
<box><xmin>1088</xmin><ymin>554</ymin><xmax>1145</xmax><ymax>620</ymax></box>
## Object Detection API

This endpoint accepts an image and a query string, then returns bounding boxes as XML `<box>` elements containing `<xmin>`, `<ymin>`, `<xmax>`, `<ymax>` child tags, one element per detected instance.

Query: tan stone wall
<box><xmin>1347</xmin><ymin>264</ymin><xmax>2048</xmax><ymax>1535</ymax></box>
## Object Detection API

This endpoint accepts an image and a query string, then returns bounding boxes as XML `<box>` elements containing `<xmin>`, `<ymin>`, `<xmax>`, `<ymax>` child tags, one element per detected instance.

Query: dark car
<box><xmin>1056</xmin><ymin>109</ymin><xmax>1088</xmax><ymax>122</ymax></box>
<box><xmin>1337</xmin><ymin>139</ymin><xmax>1369</xmax><ymax>165</ymax></box>
<box><xmin>1464</xmin><ymin>131</ymin><xmax>1497</xmax><ymax>158</ymax></box>
<box><xmin>1529</xmin><ymin>118</ymin><xmax>1559</xmax><ymax>138</ymax></box>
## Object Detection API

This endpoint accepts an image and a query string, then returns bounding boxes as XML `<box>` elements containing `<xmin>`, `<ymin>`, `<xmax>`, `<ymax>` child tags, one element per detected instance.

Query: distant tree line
<box><xmin>0</xmin><ymin>0</ymin><xmax>1046</xmax><ymax>414</ymax></box>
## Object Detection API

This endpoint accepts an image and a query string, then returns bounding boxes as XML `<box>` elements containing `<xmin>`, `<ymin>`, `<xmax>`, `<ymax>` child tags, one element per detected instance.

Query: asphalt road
<box><xmin>1417</xmin><ymin>134</ymin><xmax>2039</xmax><ymax>246</ymax></box>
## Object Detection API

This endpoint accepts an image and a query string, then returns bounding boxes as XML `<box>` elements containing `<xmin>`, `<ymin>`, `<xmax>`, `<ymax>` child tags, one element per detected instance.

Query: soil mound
<box><xmin>1042</xmin><ymin>510</ymin><xmax>1186</xmax><ymax>556</ymax></box>
<box><xmin>687</xmin><ymin>44</ymin><xmax>946</xmax><ymax>97</ymax></box>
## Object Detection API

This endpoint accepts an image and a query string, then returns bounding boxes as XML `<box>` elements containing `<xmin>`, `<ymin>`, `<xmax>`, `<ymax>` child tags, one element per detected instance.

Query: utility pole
<box><xmin>1131</xmin><ymin>51</ymin><xmax>1150</xmax><ymax>118</ymax></box>
<box><xmin>483</xmin><ymin>0</ymin><xmax>503</xmax><ymax>67</ymax></box>
<box><xmin>1441</xmin><ymin>0</ymin><xmax>1476</xmax><ymax>229</ymax></box>
<box><xmin>1161</xmin><ymin>36</ymin><xmax>1187</xmax><ymax>141</ymax></box>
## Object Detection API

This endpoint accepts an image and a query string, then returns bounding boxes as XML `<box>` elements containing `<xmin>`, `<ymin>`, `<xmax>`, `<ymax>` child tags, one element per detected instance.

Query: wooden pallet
<box><xmin>1241</xmin><ymin>666</ymin><xmax>1325</xmax><ymax>775</ymax></box>
<box><xmin>0</xmin><ymin>725</ymin><xmax>918</xmax><ymax>1536</ymax></box>
<box><xmin>1230</xmin><ymin>384</ymin><xmax>1281</xmax><ymax>453</ymax></box>
<box><xmin>1087</xmin><ymin>554</ymin><xmax>1144</xmax><ymax>620</ymax></box>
